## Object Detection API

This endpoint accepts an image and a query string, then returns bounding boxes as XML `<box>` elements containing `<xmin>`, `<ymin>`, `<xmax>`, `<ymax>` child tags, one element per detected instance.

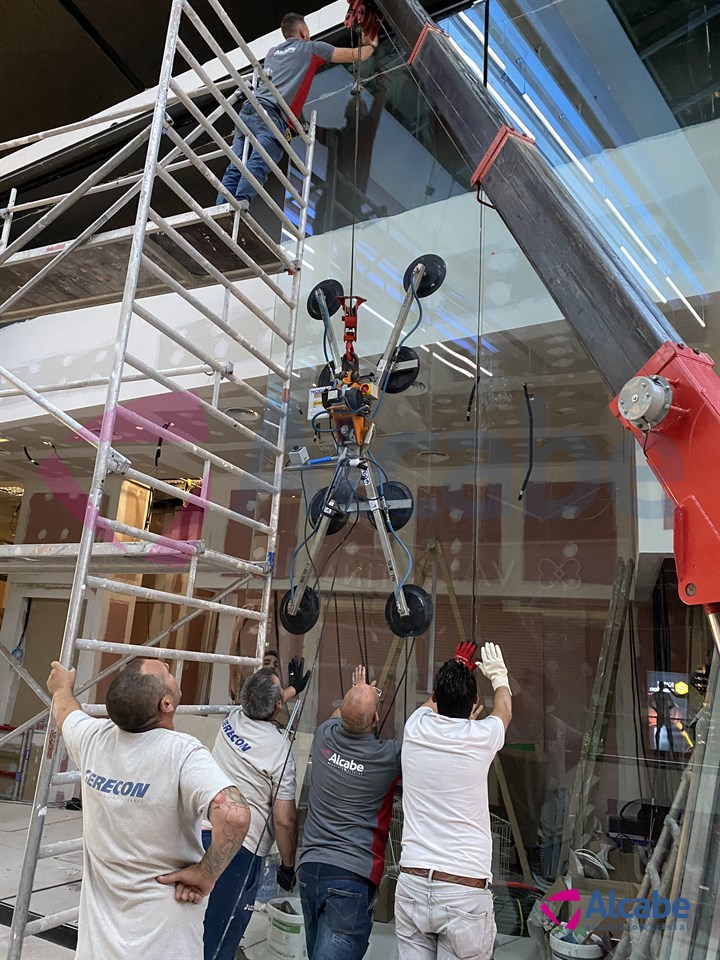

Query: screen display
<box><xmin>647</xmin><ymin>671</ymin><xmax>692</xmax><ymax>754</ymax></box>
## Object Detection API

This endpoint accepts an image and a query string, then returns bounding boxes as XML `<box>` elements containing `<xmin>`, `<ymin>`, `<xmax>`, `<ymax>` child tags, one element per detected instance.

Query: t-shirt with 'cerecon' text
<box><xmin>210</xmin><ymin>707</ymin><xmax>296</xmax><ymax>858</ymax></box>
<box><xmin>299</xmin><ymin>717</ymin><xmax>401</xmax><ymax>886</ymax></box>
<box><xmin>400</xmin><ymin>707</ymin><xmax>505</xmax><ymax>881</ymax></box>
<box><xmin>62</xmin><ymin>710</ymin><xmax>233</xmax><ymax>960</ymax></box>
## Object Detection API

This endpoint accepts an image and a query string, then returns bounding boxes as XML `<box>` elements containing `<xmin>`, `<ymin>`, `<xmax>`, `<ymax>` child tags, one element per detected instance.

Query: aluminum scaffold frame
<box><xmin>0</xmin><ymin>0</ymin><xmax>316</xmax><ymax>955</ymax></box>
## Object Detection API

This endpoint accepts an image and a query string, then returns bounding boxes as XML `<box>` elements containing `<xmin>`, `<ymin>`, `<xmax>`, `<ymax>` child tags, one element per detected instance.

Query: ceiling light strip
<box><xmin>458</xmin><ymin>12</ymin><xmax>506</xmax><ymax>70</ymax></box>
<box><xmin>620</xmin><ymin>246</ymin><xmax>667</xmax><ymax>303</ymax></box>
<box><xmin>363</xmin><ymin>304</ymin><xmax>395</xmax><ymax>329</ymax></box>
<box><xmin>432</xmin><ymin>352</ymin><xmax>474</xmax><ymax>378</ymax></box>
<box><xmin>665</xmin><ymin>276</ymin><xmax>706</xmax><ymax>327</ymax></box>
<box><xmin>603</xmin><ymin>198</ymin><xmax>657</xmax><ymax>265</ymax></box>
<box><xmin>434</xmin><ymin>340</ymin><xmax>477</xmax><ymax>369</ymax></box>
<box><xmin>521</xmin><ymin>93</ymin><xmax>593</xmax><ymax>183</ymax></box>
<box><xmin>487</xmin><ymin>83</ymin><xmax>535</xmax><ymax>139</ymax></box>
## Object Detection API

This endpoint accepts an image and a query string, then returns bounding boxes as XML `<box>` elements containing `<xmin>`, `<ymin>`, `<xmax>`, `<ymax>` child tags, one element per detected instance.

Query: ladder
<box><xmin>613</xmin><ymin>695</ymin><xmax>710</xmax><ymax>960</ymax></box>
<box><xmin>0</xmin><ymin>1</ymin><xmax>315</xmax><ymax>956</ymax></box>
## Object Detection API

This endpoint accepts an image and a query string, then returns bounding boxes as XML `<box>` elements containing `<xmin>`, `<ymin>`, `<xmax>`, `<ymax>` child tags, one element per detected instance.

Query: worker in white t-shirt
<box><xmin>397</xmin><ymin>642</ymin><xmax>512</xmax><ymax>960</ymax></box>
<box><xmin>46</xmin><ymin>657</ymin><xmax>250</xmax><ymax>960</ymax></box>
<box><xmin>203</xmin><ymin>669</ymin><xmax>298</xmax><ymax>960</ymax></box>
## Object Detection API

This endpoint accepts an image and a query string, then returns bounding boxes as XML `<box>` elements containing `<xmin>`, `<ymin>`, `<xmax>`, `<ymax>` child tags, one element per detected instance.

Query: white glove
<box><xmin>477</xmin><ymin>642</ymin><xmax>510</xmax><ymax>693</ymax></box>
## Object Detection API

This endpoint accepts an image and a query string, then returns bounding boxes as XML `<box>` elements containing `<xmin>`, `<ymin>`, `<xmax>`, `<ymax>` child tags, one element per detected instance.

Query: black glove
<box><xmin>277</xmin><ymin>863</ymin><xmax>296</xmax><ymax>891</ymax></box>
<box><xmin>288</xmin><ymin>656</ymin><xmax>311</xmax><ymax>696</ymax></box>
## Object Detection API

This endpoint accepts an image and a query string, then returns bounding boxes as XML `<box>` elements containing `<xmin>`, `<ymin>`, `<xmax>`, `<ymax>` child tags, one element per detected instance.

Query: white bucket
<box><xmin>266</xmin><ymin>897</ymin><xmax>307</xmax><ymax>960</ymax></box>
<box><xmin>549</xmin><ymin>927</ymin><xmax>605</xmax><ymax>959</ymax></box>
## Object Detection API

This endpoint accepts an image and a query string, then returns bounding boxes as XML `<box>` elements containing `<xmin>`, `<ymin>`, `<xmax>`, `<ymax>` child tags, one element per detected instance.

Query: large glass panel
<box><xmin>252</xmin><ymin>7</ymin><xmax>719</xmax><ymax>956</ymax></box>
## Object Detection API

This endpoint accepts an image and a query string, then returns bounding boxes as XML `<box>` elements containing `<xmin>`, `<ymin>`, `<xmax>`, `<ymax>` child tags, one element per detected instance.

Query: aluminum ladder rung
<box><xmin>25</xmin><ymin>909</ymin><xmax>79</xmax><ymax>937</ymax></box>
<box><xmin>75</xmin><ymin>638</ymin><xmax>261</xmax><ymax>666</ymax></box>
<box><xmin>83</xmin><ymin>577</ymin><xmax>268</xmax><ymax>615</ymax></box>
<box><xmin>38</xmin><ymin>838</ymin><xmax>83</xmax><ymax>859</ymax></box>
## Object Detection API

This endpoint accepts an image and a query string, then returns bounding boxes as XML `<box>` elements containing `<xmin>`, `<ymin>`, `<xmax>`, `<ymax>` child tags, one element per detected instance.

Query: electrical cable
<box><xmin>349</xmin><ymin>27</ymin><xmax>361</xmax><ymax>304</ymax></box>
<box><xmin>517</xmin><ymin>383</ymin><xmax>534</xmax><ymax>502</ymax></box>
<box><xmin>367</xmin><ymin>452</ymin><xmax>412</xmax><ymax>594</ymax></box>
<box><xmin>334</xmin><ymin>594</ymin><xmax>344</xmax><ymax>696</ymax></box>
<box><xmin>360</xmin><ymin>594</ymin><xmax>369</xmax><ymax>671</ymax></box>
<box><xmin>287</xmin><ymin>523</ymin><xmax>318</xmax><ymax>600</ymax></box>
<box><xmin>210</xmin><ymin>486</ymin><xmax>358</xmax><ymax>960</ymax></box>
<box><xmin>319</xmin><ymin>295</ymin><xmax>334</xmax><ymax>369</ymax></box>
<box><xmin>352</xmin><ymin>594</ymin><xmax>365</xmax><ymax>668</ymax></box>
<box><xmin>378</xmin><ymin>637</ymin><xmax>416</xmax><ymax>735</ymax></box>
<box><xmin>373</xmin><ymin>276</ymin><xmax>423</xmax><ymax>421</ymax></box>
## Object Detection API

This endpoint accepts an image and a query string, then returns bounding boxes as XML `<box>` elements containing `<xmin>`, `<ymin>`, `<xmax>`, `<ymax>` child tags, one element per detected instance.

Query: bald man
<box><xmin>297</xmin><ymin>666</ymin><xmax>401</xmax><ymax>960</ymax></box>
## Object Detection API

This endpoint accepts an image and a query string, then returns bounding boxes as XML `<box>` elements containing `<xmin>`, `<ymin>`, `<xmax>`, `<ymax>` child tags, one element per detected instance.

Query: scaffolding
<box><xmin>0</xmin><ymin>0</ymin><xmax>316</xmax><ymax>955</ymax></box>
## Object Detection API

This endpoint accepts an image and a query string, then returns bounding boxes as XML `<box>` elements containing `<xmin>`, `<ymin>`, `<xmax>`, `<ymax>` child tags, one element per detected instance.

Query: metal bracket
<box><xmin>106</xmin><ymin>450</ymin><xmax>131</xmax><ymax>475</ymax></box>
<box><xmin>471</xmin><ymin>125</ymin><xmax>535</xmax><ymax>196</ymax></box>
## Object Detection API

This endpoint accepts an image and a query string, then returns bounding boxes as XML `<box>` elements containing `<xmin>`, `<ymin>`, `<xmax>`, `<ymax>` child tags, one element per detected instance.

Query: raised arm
<box><xmin>47</xmin><ymin>661</ymin><xmax>81</xmax><ymax>735</ymax></box>
<box><xmin>157</xmin><ymin>787</ymin><xmax>250</xmax><ymax>902</ymax></box>
<box><xmin>273</xmin><ymin>798</ymin><xmax>298</xmax><ymax>890</ymax></box>
<box><xmin>330</xmin><ymin>664</ymin><xmax>378</xmax><ymax>718</ymax></box>
<box><xmin>331</xmin><ymin>34</ymin><xmax>379</xmax><ymax>64</ymax></box>
<box><xmin>229</xmin><ymin>617</ymin><xmax>247</xmax><ymax>702</ymax></box>
<box><xmin>284</xmin><ymin>656</ymin><xmax>312</xmax><ymax>703</ymax></box>
<box><xmin>478</xmin><ymin>643</ymin><xmax>512</xmax><ymax>732</ymax></box>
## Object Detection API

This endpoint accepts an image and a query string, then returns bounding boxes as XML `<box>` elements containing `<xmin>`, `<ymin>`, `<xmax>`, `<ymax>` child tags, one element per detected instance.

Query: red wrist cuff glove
<box><xmin>454</xmin><ymin>641</ymin><xmax>478</xmax><ymax>670</ymax></box>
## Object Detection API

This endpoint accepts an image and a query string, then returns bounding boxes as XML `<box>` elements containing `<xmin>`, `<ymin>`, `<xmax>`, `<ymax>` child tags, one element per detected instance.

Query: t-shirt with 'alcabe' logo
<box><xmin>299</xmin><ymin>717</ymin><xmax>401</xmax><ymax>886</ymax></box>
<box><xmin>62</xmin><ymin>710</ymin><xmax>233</xmax><ymax>960</ymax></box>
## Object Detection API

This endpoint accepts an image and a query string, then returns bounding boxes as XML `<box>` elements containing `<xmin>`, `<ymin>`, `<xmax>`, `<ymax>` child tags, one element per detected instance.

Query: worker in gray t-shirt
<box><xmin>298</xmin><ymin>665</ymin><xmax>401</xmax><ymax>960</ymax></box>
<box><xmin>219</xmin><ymin>12</ymin><xmax>379</xmax><ymax>206</ymax></box>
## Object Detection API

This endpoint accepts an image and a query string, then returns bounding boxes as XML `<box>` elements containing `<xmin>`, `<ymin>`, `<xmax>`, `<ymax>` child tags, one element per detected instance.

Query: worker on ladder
<box><xmin>219</xmin><ymin>12</ymin><xmax>379</xmax><ymax>207</ymax></box>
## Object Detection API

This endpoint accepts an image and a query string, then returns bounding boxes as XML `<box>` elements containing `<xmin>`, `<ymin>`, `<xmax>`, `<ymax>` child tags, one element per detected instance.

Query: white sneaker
<box><xmin>236</xmin><ymin>198</ymin><xmax>250</xmax><ymax>213</ymax></box>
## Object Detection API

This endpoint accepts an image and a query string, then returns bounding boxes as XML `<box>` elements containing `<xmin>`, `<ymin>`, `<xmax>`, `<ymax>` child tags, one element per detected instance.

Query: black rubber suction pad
<box><xmin>307</xmin><ymin>279</ymin><xmax>345</xmax><ymax>319</ymax></box>
<box><xmin>383</xmin><ymin>346</ymin><xmax>419</xmax><ymax>395</ymax></box>
<box><xmin>385</xmin><ymin>584</ymin><xmax>434</xmax><ymax>638</ymax></box>
<box><xmin>368</xmin><ymin>481</ymin><xmax>414</xmax><ymax>532</ymax></box>
<box><xmin>403</xmin><ymin>254</ymin><xmax>446</xmax><ymax>298</ymax></box>
<box><xmin>280</xmin><ymin>587</ymin><xmax>320</xmax><ymax>635</ymax></box>
<box><xmin>309</xmin><ymin>480</ymin><xmax>355</xmax><ymax>535</ymax></box>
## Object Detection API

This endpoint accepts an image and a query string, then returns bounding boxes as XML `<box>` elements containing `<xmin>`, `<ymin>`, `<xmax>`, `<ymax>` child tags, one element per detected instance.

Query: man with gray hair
<box><xmin>46</xmin><ymin>657</ymin><xmax>249</xmax><ymax>960</ymax></box>
<box><xmin>202</xmin><ymin>669</ymin><xmax>298</xmax><ymax>960</ymax></box>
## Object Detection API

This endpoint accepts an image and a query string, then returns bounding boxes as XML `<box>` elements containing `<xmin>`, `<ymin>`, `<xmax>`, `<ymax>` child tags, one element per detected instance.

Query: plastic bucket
<box><xmin>549</xmin><ymin>927</ymin><xmax>604</xmax><ymax>959</ymax></box>
<box><xmin>266</xmin><ymin>897</ymin><xmax>307</xmax><ymax>960</ymax></box>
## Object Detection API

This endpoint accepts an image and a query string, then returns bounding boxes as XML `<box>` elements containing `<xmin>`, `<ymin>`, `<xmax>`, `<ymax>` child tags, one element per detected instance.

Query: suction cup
<box><xmin>307</xmin><ymin>279</ymin><xmax>345</xmax><ymax>320</ymax></box>
<box><xmin>385</xmin><ymin>584</ymin><xmax>434</xmax><ymax>638</ymax></box>
<box><xmin>383</xmin><ymin>346</ymin><xmax>419</xmax><ymax>395</ymax></box>
<box><xmin>280</xmin><ymin>587</ymin><xmax>320</xmax><ymax>635</ymax></box>
<box><xmin>403</xmin><ymin>254</ymin><xmax>446</xmax><ymax>298</ymax></box>
<box><xmin>368</xmin><ymin>481</ymin><xmax>414</xmax><ymax>532</ymax></box>
<box><xmin>309</xmin><ymin>481</ymin><xmax>355</xmax><ymax>535</ymax></box>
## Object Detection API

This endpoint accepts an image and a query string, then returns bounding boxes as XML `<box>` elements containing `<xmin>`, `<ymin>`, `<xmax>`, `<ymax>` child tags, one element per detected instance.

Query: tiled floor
<box><xmin>242</xmin><ymin>910</ymin><xmax>536</xmax><ymax>959</ymax></box>
<box><xmin>1</xmin><ymin>802</ymin><xmax>538</xmax><ymax>959</ymax></box>
<box><xmin>0</xmin><ymin>928</ymin><xmax>74</xmax><ymax>959</ymax></box>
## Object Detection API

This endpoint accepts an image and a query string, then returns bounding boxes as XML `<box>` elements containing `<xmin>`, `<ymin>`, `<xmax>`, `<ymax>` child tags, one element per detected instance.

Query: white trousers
<box><xmin>395</xmin><ymin>872</ymin><xmax>496</xmax><ymax>960</ymax></box>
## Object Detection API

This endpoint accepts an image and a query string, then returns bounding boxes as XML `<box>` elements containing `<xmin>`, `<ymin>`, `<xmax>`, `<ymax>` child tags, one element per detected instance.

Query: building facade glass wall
<box><xmin>241</xmin><ymin>2</ymin><xmax>719</xmax><ymax>954</ymax></box>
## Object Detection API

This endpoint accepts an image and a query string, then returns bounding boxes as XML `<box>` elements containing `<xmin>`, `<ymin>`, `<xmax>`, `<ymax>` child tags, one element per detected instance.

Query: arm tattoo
<box><xmin>203</xmin><ymin>786</ymin><xmax>249</xmax><ymax>878</ymax></box>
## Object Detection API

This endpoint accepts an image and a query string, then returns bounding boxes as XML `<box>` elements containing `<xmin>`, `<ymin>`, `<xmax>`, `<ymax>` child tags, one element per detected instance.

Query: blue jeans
<box><xmin>218</xmin><ymin>102</ymin><xmax>287</xmax><ymax>203</ymax></box>
<box><xmin>202</xmin><ymin>831</ymin><xmax>262</xmax><ymax>960</ymax></box>
<box><xmin>298</xmin><ymin>862</ymin><xmax>376</xmax><ymax>960</ymax></box>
